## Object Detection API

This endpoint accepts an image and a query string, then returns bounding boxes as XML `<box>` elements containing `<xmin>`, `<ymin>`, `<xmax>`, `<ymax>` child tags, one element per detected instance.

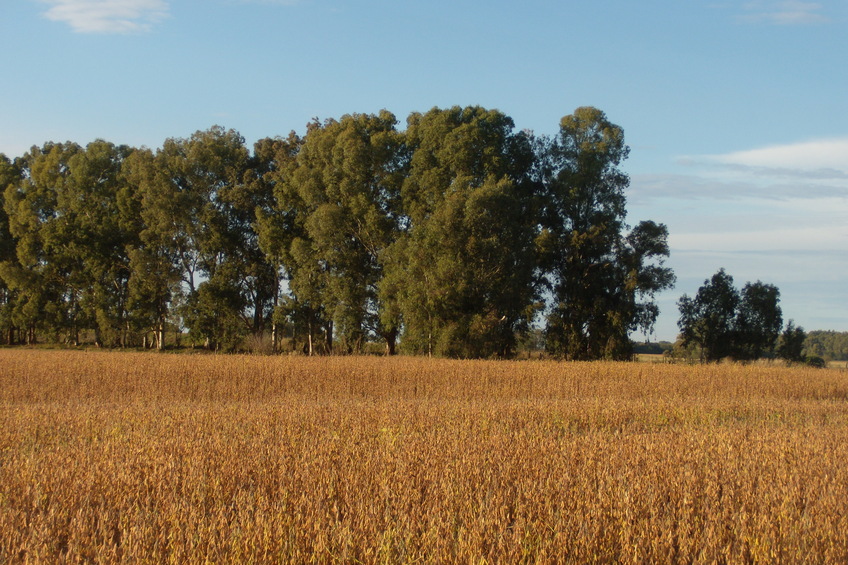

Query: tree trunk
<box><xmin>385</xmin><ymin>328</ymin><xmax>397</xmax><ymax>356</ymax></box>
<box><xmin>156</xmin><ymin>318</ymin><xmax>165</xmax><ymax>351</ymax></box>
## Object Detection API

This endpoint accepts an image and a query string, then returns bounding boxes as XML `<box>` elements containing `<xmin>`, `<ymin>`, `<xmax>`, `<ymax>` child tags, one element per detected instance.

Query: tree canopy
<box><xmin>677</xmin><ymin>269</ymin><xmax>783</xmax><ymax>362</ymax></box>
<box><xmin>0</xmin><ymin>106</ymin><xmax>675</xmax><ymax>358</ymax></box>
<box><xmin>540</xmin><ymin>107</ymin><xmax>675</xmax><ymax>360</ymax></box>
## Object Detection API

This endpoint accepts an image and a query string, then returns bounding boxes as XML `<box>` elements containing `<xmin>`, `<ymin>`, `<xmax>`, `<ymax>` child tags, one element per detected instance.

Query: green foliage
<box><xmin>127</xmin><ymin>127</ymin><xmax>265</xmax><ymax>349</ymax></box>
<box><xmin>182</xmin><ymin>269</ymin><xmax>249</xmax><ymax>352</ymax></box>
<box><xmin>0</xmin><ymin>106</ymin><xmax>682</xmax><ymax>359</ymax></box>
<box><xmin>3</xmin><ymin>142</ymin><xmax>86</xmax><ymax>343</ymax></box>
<box><xmin>388</xmin><ymin>106</ymin><xmax>539</xmax><ymax>357</ymax></box>
<box><xmin>777</xmin><ymin>320</ymin><xmax>806</xmax><ymax>364</ymax></box>
<box><xmin>542</xmin><ymin>108</ymin><xmax>674</xmax><ymax>360</ymax></box>
<box><xmin>805</xmin><ymin>355</ymin><xmax>826</xmax><ymax>368</ymax></box>
<box><xmin>252</xmin><ymin>132</ymin><xmax>304</xmax><ymax>351</ymax></box>
<box><xmin>0</xmin><ymin>154</ymin><xmax>21</xmax><ymax>343</ymax></box>
<box><xmin>803</xmin><ymin>330</ymin><xmax>848</xmax><ymax>362</ymax></box>
<box><xmin>281</xmin><ymin>112</ymin><xmax>405</xmax><ymax>354</ymax></box>
<box><xmin>678</xmin><ymin>269</ymin><xmax>782</xmax><ymax>362</ymax></box>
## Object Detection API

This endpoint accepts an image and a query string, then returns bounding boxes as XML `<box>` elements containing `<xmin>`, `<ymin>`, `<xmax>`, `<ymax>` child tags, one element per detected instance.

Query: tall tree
<box><xmin>0</xmin><ymin>154</ymin><xmax>21</xmax><ymax>344</ymax></box>
<box><xmin>130</xmin><ymin>127</ymin><xmax>253</xmax><ymax>350</ymax></box>
<box><xmin>281</xmin><ymin>111</ymin><xmax>406</xmax><ymax>354</ymax></box>
<box><xmin>2</xmin><ymin>142</ymin><xmax>85</xmax><ymax>344</ymax></box>
<box><xmin>542</xmin><ymin>107</ymin><xmax>674</xmax><ymax>360</ymax></box>
<box><xmin>121</xmin><ymin>147</ymin><xmax>182</xmax><ymax>349</ymax></box>
<box><xmin>63</xmin><ymin>140</ymin><xmax>137</xmax><ymax>346</ymax></box>
<box><xmin>388</xmin><ymin>106</ymin><xmax>539</xmax><ymax>357</ymax></box>
<box><xmin>253</xmin><ymin>133</ymin><xmax>307</xmax><ymax>352</ymax></box>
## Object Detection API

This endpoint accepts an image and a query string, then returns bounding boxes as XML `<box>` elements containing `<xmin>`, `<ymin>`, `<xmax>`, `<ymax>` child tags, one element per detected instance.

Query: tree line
<box><xmin>0</xmin><ymin>106</ymin><xmax>676</xmax><ymax>359</ymax></box>
<box><xmin>676</xmin><ymin>268</ymin><xmax>830</xmax><ymax>366</ymax></box>
<box><xmin>804</xmin><ymin>331</ymin><xmax>848</xmax><ymax>362</ymax></box>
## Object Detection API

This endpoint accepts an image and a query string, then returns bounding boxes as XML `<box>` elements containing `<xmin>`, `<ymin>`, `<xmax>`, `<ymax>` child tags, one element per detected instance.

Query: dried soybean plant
<box><xmin>1</xmin><ymin>350</ymin><xmax>848</xmax><ymax>563</ymax></box>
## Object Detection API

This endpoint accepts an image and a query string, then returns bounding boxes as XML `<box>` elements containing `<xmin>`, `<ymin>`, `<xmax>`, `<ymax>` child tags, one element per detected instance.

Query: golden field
<box><xmin>2</xmin><ymin>350</ymin><xmax>848</xmax><ymax>563</ymax></box>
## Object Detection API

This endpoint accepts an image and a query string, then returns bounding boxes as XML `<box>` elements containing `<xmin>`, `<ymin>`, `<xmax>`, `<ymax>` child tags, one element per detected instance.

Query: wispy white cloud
<box><xmin>737</xmin><ymin>1</ymin><xmax>830</xmax><ymax>25</ymax></box>
<box><xmin>711</xmin><ymin>138</ymin><xmax>848</xmax><ymax>171</ymax></box>
<box><xmin>630</xmin><ymin>171</ymin><xmax>847</xmax><ymax>203</ymax></box>
<box><xmin>39</xmin><ymin>0</ymin><xmax>169</xmax><ymax>34</ymax></box>
<box><xmin>631</xmin><ymin>138</ymin><xmax>848</xmax><ymax>202</ymax></box>
<box><xmin>671</xmin><ymin>222</ymin><xmax>848</xmax><ymax>253</ymax></box>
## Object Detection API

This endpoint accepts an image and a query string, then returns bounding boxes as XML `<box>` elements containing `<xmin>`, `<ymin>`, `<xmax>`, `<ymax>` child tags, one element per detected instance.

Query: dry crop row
<box><xmin>1</xmin><ymin>350</ymin><xmax>848</xmax><ymax>563</ymax></box>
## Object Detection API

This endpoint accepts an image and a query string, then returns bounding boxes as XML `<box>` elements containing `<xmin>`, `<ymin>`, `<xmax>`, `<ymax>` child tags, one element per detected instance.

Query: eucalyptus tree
<box><xmin>0</xmin><ymin>154</ymin><xmax>21</xmax><ymax>343</ymax></box>
<box><xmin>1</xmin><ymin>142</ymin><xmax>86</xmax><ymax>344</ymax></box>
<box><xmin>252</xmin><ymin>133</ymin><xmax>307</xmax><ymax>351</ymax></box>
<box><xmin>541</xmin><ymin>107</ymin><xmax>674</xmax><ymax>360</ymax></box>
<box><xmin>60</xmin><ymin>140</ymin><xmax>136</xmax><ymax>346</ymax></box>
<box><xmin>138</xmin><ymin>126</ymin><xmax>254</xmax><ymax>350</ymax></box>
<box><xmin>388</xmin><ymin>106</ymin><xmax>539</xmax><ymax>357</ymax></box>
<box><xmin>3</xmin><ymin>142</ymin><xmax>145</xmax><ymax>346</ymax></box>
<box><xmin>280</xmin><ymin>111</ymin><xmax>406</xmax><ymax>354</ymax></box>
<box><xmin>121</xmin><ymin>147</ymin><xmax>182</xmax><ymax>349</ymax></box>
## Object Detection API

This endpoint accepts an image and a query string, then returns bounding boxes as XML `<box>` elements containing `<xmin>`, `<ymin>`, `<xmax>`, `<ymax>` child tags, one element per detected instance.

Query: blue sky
<box><xmin>2</xmin><ymin>0</ymin><xmax>846</xmax><ymax>340</ymax></box>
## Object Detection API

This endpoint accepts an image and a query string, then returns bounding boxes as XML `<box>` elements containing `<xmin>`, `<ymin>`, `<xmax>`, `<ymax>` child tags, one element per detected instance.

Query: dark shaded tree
<box><xmin>0</xmin><ymin>154</ymin><xmax>22</xmax><ymax>344</ymax></box>
<box><xmin>677</xmin><ymin>269</ymin><xmax>740</xmax><ymax>362</ymax></box>
<box><xmin>678</xmin><ymin>269</ymin><xmax>782</xmax><ymax>362</ymax></box>
<box><xmin>541</xmin><ymin>107</ymin><xmax>674</xmax><ymax>360</ymax></box>
<box><xmin>734</xmin><ymin>281</ymin><xmax>782</xmax><ymax>360</ymax></box>
<box><xmin>777</xmin><ymin>320</ymin><xmax>806</xmax><ymax>364</ymax></box>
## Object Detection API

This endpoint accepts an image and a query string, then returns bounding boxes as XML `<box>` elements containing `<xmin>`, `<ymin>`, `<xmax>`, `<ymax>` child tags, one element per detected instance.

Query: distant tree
<box><xmin>777</xmin><ymin>320</ymin><xmax>806</xmax><ymax>364</ymax></box>
<box><xmin>677</xmin><ymin>269</ymin><xmax>739</xmax><ymax>362</ymax></box>
<box><xmin>677</xmin><ymin>269</ymin><xmax>782</xmax><ymax>362</ymax></box>
<box><xmin>734</xmin><ymin>281</ymin><xmax>782</xmax><ymax>360</ymax></box>
<box><xmin>804</xmin><ymin>330</ymin><xmax>848</xmax><ymax>362</ymax></box>
<box><xmin>541</xmin><ymin>107</ymin><xmax>674</xmax><ymax>360</ymax></box>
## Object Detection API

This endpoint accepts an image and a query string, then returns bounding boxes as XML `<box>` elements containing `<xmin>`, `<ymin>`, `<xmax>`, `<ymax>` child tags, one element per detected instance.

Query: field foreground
<box><xmin>2</xmin><ymin>351</ymin><xmax>848</xmax><ymax>563</ymax></box>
